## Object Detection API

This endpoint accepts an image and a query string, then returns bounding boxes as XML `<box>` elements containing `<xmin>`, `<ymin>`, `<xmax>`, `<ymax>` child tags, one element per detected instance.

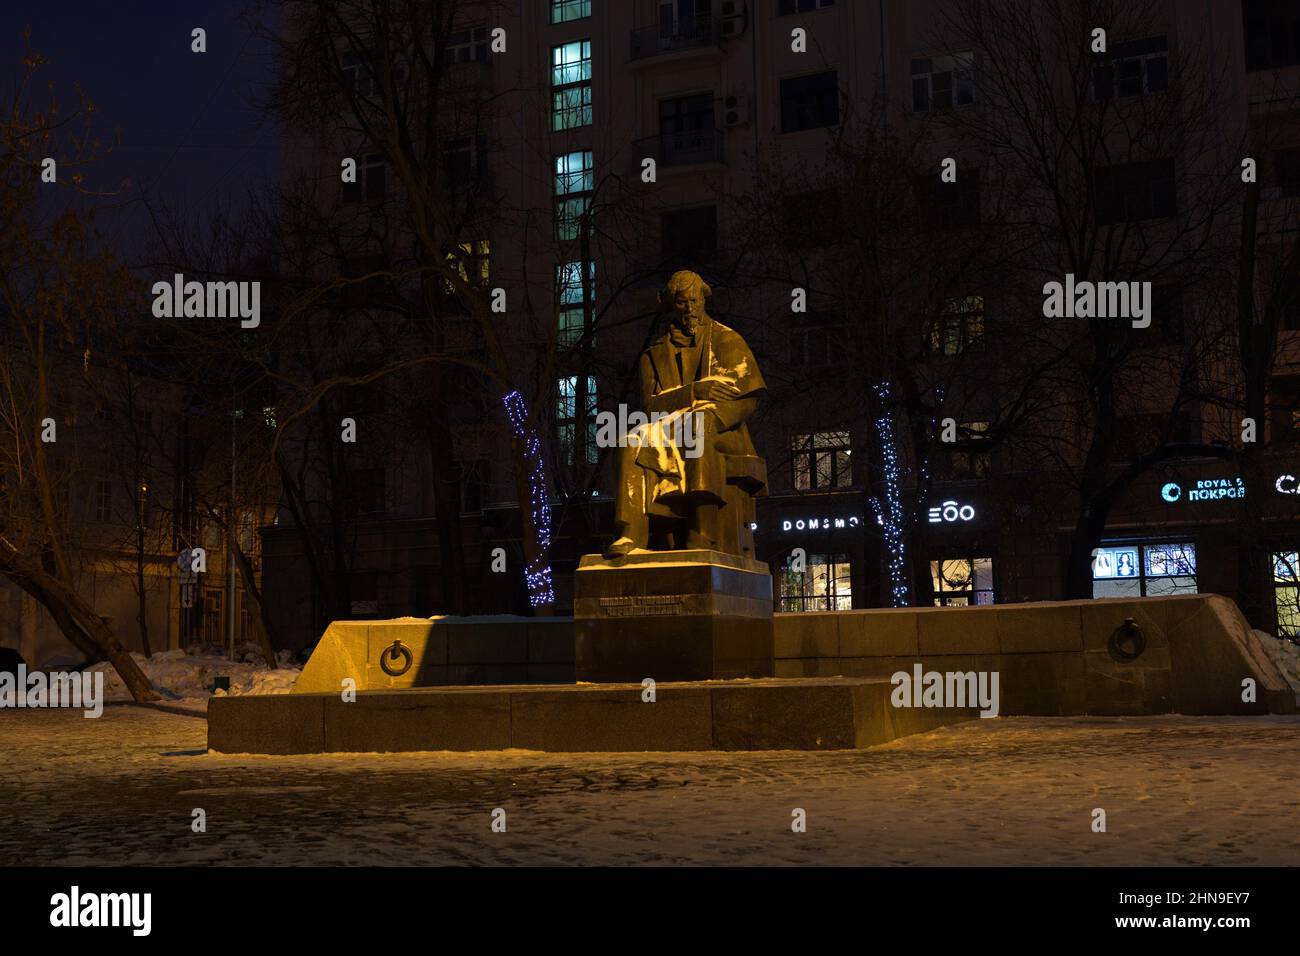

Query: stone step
<box><xmin>208</xmin><ymin>677</ymin><xmax>979</xmax><ymax>754</ymax></box>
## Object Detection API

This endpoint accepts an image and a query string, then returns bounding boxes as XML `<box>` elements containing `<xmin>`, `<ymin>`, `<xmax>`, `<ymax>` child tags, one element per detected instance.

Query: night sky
<box><xmin>8</xmin><ymin>1</ymin><xmax>279</xmax><ymax>262</ymax></box>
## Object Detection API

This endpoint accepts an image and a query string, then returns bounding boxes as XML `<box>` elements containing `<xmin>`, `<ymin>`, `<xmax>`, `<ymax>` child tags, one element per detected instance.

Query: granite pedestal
<box><xmin>574</xmin><ymin>549</ymin><xmax>774</xmax><ymax>682</ymax></box>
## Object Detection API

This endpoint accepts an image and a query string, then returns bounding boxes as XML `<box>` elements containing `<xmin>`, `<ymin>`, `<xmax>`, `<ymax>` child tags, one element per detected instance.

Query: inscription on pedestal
<box><xmin>598</xmin><ymin>595</ymin><xmax>688</xmax><ymax>617</ymax></box>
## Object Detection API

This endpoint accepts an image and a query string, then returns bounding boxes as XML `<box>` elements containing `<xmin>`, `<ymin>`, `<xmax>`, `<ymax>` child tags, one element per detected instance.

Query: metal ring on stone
<box><xmin>380</xmin><ymin>639</ymin><xmax>412</xmax><ymax>676</ymax></box>
<box><xmin>1107</xmin><ymin>618</ymin><xmax>1145</xmax><ymax>662</ymax></box>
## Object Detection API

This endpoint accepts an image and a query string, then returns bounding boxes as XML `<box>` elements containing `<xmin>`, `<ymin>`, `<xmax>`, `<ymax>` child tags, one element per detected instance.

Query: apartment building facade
<box><xmin>260</xmin><ymin>0</ymin><xmax>1300</xmax><ymax>649</ymax></box>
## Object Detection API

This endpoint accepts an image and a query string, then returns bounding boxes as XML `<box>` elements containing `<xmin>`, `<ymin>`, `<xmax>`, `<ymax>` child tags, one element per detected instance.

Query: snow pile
<box><xmin>89</xmin><ymin>646</ymin><xmax>301</xmax><ymax>702</ymax></box>
<box><xmin>1254</xmin><ymin>630</ymin><xmax>1300</xmax><ymax>694</ymax></box>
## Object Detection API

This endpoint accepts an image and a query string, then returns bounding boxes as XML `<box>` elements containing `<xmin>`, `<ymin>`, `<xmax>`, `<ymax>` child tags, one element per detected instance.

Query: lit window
<box><xmin>911</xmin><ymin>53</ymin><xmax>975</xmax><ymax>112</ymax></box>
<box><xmin>928</xmin><ymin>296</ymin><xmax>985</xmax><ymax>355</ymax></box>
<box><xmin>780</xmin><ymin>552</ymin><xmax>852</xmax><ymax>612</ymax></box>
<box><xmin>1273</xmin><ymin>552</ymin><xmax>1300</xmax><ymax>638</ymax></box>
<box><xmin>557</xmin><ymin>375</ymin><xmax>598</xmax><ymax>465</ymax></box>
<box><xmin>792</xmin><ymin>432</ymin><xmax>852</xmax><ymax>490</ymax></box>
<box><xmin>931</xmin><ymin>556</ymin><xmax>994</xmax><ymax>606</ymax></box>
<box><xmin>552</xmin><ymin>41</ymin><xmax>592</xmax><ymax>130</ymax></box>
<box><xmin>557</xmin><ymin>260</ymin><xmax>595</xmax><ymax>305</ymax></box>
<box><xmin>554</xmin><ymin>151</ymin><xmax>594</xmax><ymax>240</ymax></box>
<box><xmin>1093</xmin><ymin>542</ymin><xmax>1197</xmax><ymax>598</ymax></box>
<box><xmin>550</xmin><ymin>0</ymin><xmax>591</xmax><ymax>23</ymax></box>
<box><xmin>445</xmin><ymin>239</ymin><xmax>491</xmax><ymax>288</ymax></box>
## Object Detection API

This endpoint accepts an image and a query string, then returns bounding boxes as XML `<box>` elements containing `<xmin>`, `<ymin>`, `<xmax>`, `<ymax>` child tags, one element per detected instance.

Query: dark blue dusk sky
<box><xmin>8</xmin><ymin>1</ymin><xmax>279</xmax><ymax>261</ymax></box>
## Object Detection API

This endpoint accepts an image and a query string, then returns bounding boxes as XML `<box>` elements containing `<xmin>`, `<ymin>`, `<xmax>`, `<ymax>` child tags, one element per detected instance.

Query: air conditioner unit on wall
<box><xmin>724</xmin><ymin>93</ymin><xmax>750</xmax><ymax>127</ymax></box>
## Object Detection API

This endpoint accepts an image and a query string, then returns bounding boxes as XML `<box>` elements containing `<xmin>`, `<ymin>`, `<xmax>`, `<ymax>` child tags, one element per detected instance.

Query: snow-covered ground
<box><xmin>90</xmin><ymin>643</ymin><xmax>300</xmax><ymax>702</ymax></box>
<box><xmin>1254</xmin><ymin>630</ymin><xmax>1300</xmax><ymax>694</ymax></box>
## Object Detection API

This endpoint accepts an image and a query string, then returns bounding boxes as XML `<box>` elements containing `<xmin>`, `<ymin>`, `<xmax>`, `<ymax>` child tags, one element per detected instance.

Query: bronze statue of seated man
<box><xmin>604</xmin><ymin>270</ymin><xmax>767</xmax><ymax>559</ymax></box>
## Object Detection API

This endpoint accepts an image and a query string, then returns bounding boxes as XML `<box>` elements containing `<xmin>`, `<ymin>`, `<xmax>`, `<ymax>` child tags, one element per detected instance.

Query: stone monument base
<box><xmin>574</xmin><ymin>549</ymin><xmax>774</xmax><ymax>682</ymax></box>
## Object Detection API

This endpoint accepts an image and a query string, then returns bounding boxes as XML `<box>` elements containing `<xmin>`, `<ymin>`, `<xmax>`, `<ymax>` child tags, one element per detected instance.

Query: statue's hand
<box><xmin>693</xmin><ymin>377</ymin><xmax>740</xmax><ymax>402</ymax></box>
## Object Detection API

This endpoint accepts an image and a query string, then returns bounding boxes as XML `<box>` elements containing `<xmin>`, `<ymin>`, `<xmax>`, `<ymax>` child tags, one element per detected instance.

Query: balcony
<box><xmin>629</xmin><ymin>16</ymin><xmax>722</xmax><ymax>62</ymax></box>
<box><xmin>634</xmin><ymin>127</ymin><xmax>725</xmax><ymax>170</ymax></box>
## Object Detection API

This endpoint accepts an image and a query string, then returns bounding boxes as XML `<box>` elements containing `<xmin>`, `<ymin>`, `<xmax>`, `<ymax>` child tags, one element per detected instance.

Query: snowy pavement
<box><xmin>1</xmin><ymin>707</ymin><xmax>1298</xmax><ymax>866</ymax></box>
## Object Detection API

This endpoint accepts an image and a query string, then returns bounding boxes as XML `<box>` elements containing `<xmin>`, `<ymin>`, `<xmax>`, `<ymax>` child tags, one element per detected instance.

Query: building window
<box><xmin>551</xmin><ymin>0</ymin><xmax>591</xmax><ymax>24</ymax></box>
<box><xmin>913</xmin><ymin>172</ymin><xmax>981</xmax><ymax>229</ymax></box>
<box><xmin>931</xmin><ymin>556</ymin><xmax>994</xmax><ymax>606</ymax></box>
<box><xmin>1092</xmin><ymin>36</ymin><xmax>1168</xmax><ymax>100</ymax></box>
<box><xmin>554</xmin><ymin>150</ymin><xmax>594</xmax><ymax>241</ymax></box>
<box><xmin>444</xmin><ymin>239</ymin><xmax>491</xmax><ymax>292</ymax></box>
<box><xmin>448</xmin><ymin>25</ymin><xmax>489</xmax><ymax>64</ymax></box>
<box><xmin>658</xmin><ymin>93</ymin><xmax>719</xmax><ymax>166</ymax></box>
<box><xmin>948</xmin><ymin>421</ymin><xmax>991</xmax><ymax>479</ymax></box>
<box><xmin>1243</xmin><ymin>0</ymin><xmax>1300</xmax><ymax>72</ymax></box>
<box><xmin>792</xmin><ymin>432</ymin><xmax>852</xmax><ymax>490</ymax></box>
<box><xmin>778</xmin><ymin>0</ymin><xmax>835</xmax><ymax>14</ymax></box>
<box><xmin>557</xmin><ymin>375</ymin><xmax>598</xmax><ymax>465</ymax></box>
<box><xmin>780</xmin><ymin>71</ymin><xmax>839</xmax><ymax>133</ymax></box>
<box><xmin>445</xmin><ymin>136</ymin><xmax>487</xmax><ymax>190</ymax></box>
<box><xmin>552</xmin><ymin>40</ymin><xmax>593</xmax><ymax>130</ymax></box>
<box><xmin>1095</xmin><ymin>159</ymin><xmax>1177</xmax><ymax>224</ymax></box>
<box><xmin>780</xmin><ymin>552</ymin><xmax>852</xmax><ymax>612</ymax></box>
<box><xmin>94</xmin><ymin>478</ymin><xmax>113</xmax><ymax>523</ymax></box>
<box><xmin>928</xmin><ymin>295</ymin><xmax>985</xmax><ymax>354</ymax></box>
<box><xmin>557</xmin><ymin>260</ymin><xmax>595</xmax><ymax>348</ymax></box>
<box><xmin>789</xmin><ymin>311</ymin><xmax>845</xmax><ymax>367</ymax></box>
<box><xmin>341</xmin><ymin>51</ymin><xmax>377</xmax><ymax>97</ymax></box>
<box><xmin>201</xmin><ymin>589</ymin><xmax>223</xmax><ymax>644</ymax></box>
<box><xmin>459</xmin><ymin>460</ymin><xmax>490</xmax><ymax>514</ymax></box>
<box><xmin>1093</xmin><ymin>542</ymin><xmax>1197</xmax><ymax>598</ymax></box>
<box><xmin>346</xmin><ymin>468</ymin><xmax>387</xmax><ymax>516</ymax></box>
<box><xmin>661</xmin><ymin>206</ymin><xmax>717</xmax><ymax>272</ymax></box>
<box><xmin>911</xmin><ymin>53</ymin><xmax>975</xmax><ymax>112</ymax></box>
<box><xmin>1273</xmin><ymin>552</ymin><xmax>1300</xmax><ymax>638</ymax></box>
<box><xmin>1275</xmin><ymin>148</ymin><xmax>1300</xmax><ymax>199</ymax></box>
<box><xmin>342</xmin><ymin>153</ymin><xmax>385</xmax><ymax>202</ymax></box>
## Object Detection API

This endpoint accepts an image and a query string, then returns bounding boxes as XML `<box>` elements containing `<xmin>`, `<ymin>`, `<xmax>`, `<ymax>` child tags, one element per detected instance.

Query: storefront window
<box><xmin>931</xmin><ymin>556</ymin><xmax>994</xmax><ymax>606</ymax></box>
<box><xmin>1272</xmin><ymin>552</ymin><xmax>1300</xmax><ymax>638</ymax></box>
<box><xmin>779</xmin><ymin>552</ymin><xmax>852</xmax><ymax>612</ymax></box>
<box><xmin>1092</xmin><ymin>541</ymin><xmax>1197</xmax><ymax>598</ymax></box>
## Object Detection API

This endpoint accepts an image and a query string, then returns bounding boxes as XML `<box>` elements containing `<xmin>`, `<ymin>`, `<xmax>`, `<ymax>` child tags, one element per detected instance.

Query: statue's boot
<box><xmin>603</xmin><ymin>536</ymin><xmax>640</xmax><ymax>559</ymax></box>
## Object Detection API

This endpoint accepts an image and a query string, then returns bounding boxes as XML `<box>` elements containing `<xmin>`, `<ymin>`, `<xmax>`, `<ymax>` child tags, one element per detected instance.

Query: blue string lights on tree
<box><xmin>870</xmin><ymin>381</ymin><xmax>911</xmax><ymax>607</ymax></box>
<box><xmin>502</xmin><ymin>390</ymin><xmax>555</xmax><ymax>607</ymax></box>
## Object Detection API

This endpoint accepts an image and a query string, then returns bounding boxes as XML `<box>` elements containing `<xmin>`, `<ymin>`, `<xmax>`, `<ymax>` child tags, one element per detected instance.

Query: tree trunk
<box><xmin>231</xmin><ymin>540</ymin><xmax>278</xmax><ymax>668</ymax></box>
<box><xmin>0</xmin><ymin>538</ymin><xmax>160</xmax><ymax>701</ymax></box>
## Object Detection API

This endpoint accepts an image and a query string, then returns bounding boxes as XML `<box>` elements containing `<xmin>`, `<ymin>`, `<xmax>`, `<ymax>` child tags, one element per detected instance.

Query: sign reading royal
<box><xmin>1159</xmin><ymin>477</ymin><xmax>1245</xmax><ymax>503</ymax></box>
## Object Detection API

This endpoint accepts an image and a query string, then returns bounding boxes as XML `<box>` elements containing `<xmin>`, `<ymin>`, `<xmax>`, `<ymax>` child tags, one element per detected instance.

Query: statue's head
<box><xmin>660</xmin><ymin>270</ymin><xmax>711</xmax><ymax>335</ymax></box>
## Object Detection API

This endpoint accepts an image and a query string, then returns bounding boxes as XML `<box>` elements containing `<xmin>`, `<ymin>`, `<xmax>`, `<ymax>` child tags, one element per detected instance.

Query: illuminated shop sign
<box><xmin>928</xmin><ymin>500</ymin><xmax>976</xmax><ymax>524</ymax></box>
<box><xmin>1160</xmin><ymin>474</ymin><xmax>1300</xmax><ymax>502</ymax></box>
<box><xmin>779</xmin><ymin>516</ymin><xmax>863</xmax><ymax>532</ymax></box>
<box><xmin>1159</xmin><ymin>478</ymin><xmax>1244</xmax><ymax>503</ymax></box>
